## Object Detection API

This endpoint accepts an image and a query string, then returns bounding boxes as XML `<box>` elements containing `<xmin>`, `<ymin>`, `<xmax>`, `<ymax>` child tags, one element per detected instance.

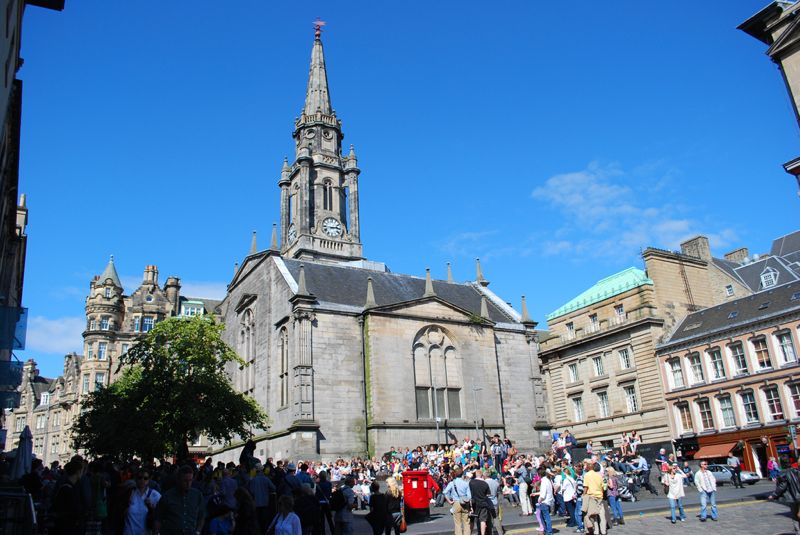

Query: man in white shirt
<box><xmin>694</xmin><ymin>461</ymin><xmax>718</xmax><ymax>521</ymax></box>
<box><xmin>537</xmin><ymin>467</ymin><xmax>555</xmax><ymax>535</ymax></box>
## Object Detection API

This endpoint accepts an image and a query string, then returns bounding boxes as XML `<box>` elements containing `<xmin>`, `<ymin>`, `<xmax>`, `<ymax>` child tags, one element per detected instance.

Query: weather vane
<box><xmin>314</xmin><ymin>17</ymin><xmax>326</xmax><ymax>39</ymax></box>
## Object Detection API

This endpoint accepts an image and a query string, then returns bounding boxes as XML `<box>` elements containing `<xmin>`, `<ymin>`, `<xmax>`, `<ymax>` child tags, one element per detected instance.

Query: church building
<box><xmin>216</xmin><ymin>27</ymin><xmax>549</xmax><ymax>461</ymax></box>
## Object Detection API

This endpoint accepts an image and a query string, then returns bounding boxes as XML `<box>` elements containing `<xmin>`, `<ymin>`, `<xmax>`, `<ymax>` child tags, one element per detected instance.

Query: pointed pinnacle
<box><xmin>424</xmin><ymin>268</ymin><xmax>436</xmax><ymax>297</ymax></box>
<box><xmin>480</xmin><ymin>295</ymin><xmax>489</xmax><ymax>318</ymax></box>
<box><xmin>234</xmin><ymin>262</ymin><xmax>239</xmax><ymax>276</ymax></box>
<box><xmin>249</xmin><ymin>231</ymin><xmax>258</xmax><ymax>255</ymax></box>
<box><xmin>521</xmin><ymin>295</ymin><xmax>532</xmax><ymax>323</ymax></box>
<box><xmin>447</xmin><ymin>262</ymin><xmax>454</xmax><ymax>283</ymax></box>
<box><xmin>282</xmin><ymin>157</ymin><xmax>290</xmax><ymax>172</ymax></box>
<box><xmin>476</xmin><ymin>257</ymin><xmax>489</xmax><ymax>287</ymax></box>
<box><xmin>270</xmin><ymin>223</ymin><xmax>279</xmax><ymax>250</ymax></box>
<box><xmin>297</xmin><ymin>264</ymin><xmax>309</xmax><ymax>295</ymax></box>
<box><xmin>365</xmin><ymin>276</ymin><xmax>377</xmax><ymax>308</ymax></box>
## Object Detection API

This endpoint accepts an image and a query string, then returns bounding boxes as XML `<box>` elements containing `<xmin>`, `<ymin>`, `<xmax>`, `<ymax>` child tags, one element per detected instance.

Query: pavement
<box><xmin>348</xmin><ymin>480</ymin><xmax>791</xmax><ymax>535</ymax></box>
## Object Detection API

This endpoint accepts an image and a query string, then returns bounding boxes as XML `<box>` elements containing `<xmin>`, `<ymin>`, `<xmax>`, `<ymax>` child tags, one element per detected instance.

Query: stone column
<box><xmin>280</xmin><ymin>183</ymin><xmax>289</xmax><ymax>246</ymax></box>
<box><xmin>348</xmin><ymin>173</ymin><xmax>360</xmax><ymax>240</ymax></box>
<box><xmin>292</xmin><ymin>310</ymin><xmax>314</xmax><ymax>421</ymax></box>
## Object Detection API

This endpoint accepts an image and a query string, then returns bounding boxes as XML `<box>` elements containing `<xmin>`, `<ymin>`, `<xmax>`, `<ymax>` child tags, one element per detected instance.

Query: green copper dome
<box><xmin>546</xmin><ymin>267</ymin><xmax>653</xmax><ymax>321</ymax></box>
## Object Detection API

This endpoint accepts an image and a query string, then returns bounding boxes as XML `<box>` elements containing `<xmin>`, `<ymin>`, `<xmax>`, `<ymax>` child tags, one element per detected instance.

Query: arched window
<box><xmin>241</xmin><ymin>309</ymin><xmax>255</xmax><ymax>396</ymax></box>
<box><xmin>279</xmin><ymin>327</ymin><xmax>289</xmax><ymax>407</ymax></box>
<box><xmin>323</xmin><ymin>180</ymin><xmax>333</xmax><ymax>211</ymax></box>
<box><xmin>413</xmin><ymin>326</ymin><xmax>462</xmax><ymax>420</ymax></box>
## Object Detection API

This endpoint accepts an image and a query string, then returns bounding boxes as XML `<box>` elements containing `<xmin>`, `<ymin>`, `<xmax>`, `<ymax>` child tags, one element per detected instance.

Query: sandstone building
<box><xmin>212</xmin><ymin>28</ymin><xmax>549</xmax><ymax>462</ymax></box>
<box><xmin>657</xmin><ymin>230</ymin><xmax>800</xmax><ymax>476</ymax></box>
<box><xmin>4</xmin><ymin>259</ymin><xmax>219</xmax><ymax>465</ymax></box>
<box><xmin>538</xmin><ymin>235</ymin><xmax>770</xmax><ymax>454</ymax></box>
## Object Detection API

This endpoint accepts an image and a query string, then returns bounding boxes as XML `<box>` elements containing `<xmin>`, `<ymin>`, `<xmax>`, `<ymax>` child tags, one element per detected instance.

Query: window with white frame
<box><xmin>789</xmin><ymin>384</ymin><xmax>800</xmax><ymax>419</ymax></box>
<box><xmin>40</xmin><ymin>392</ymin><xmax>49</xmax><ymax>405</ymax></box>
<box><xmin>589</xmin><ymin>314</ymin><xmax>598</xmax><ymax>331</ymax></box>
<box><xmin>688</xmin><ymin>353</ymin><xmax>704</xmax><ymax>383</ymax></box>
<box><xmin>697</xmin><ymin>399</ymin><xmax>714</xmax><ymax>430</ymax></box>
<box><xmin>142</xmin><ymin>317</ymin><xmax>154</xmax><ymax>332</ymax></box>
<box><xmin>104</xmin><ymin>287</ymin><xmax>111</xmax><ymax>298</ymax></box>
<box><xmin>98</xmin><ymin>342</ymin><xmax>107</xmax><ymax>360</ymax></box>
<box><xmin>82</xmin><ymin>374</ymin><xmax>90</xmax><ymax>394</ymax></box>
<box><xmin>752</xmin><ymin>337</ymin><xmax>773</xmax><ymax>369</ymax></box>
<box><xmin>760</xmin><ymin>267</ymin><xmax>778</xmax><ymax>289</ymax></box>
<box><xmin>764</xmin><ymin>386</ymin><xmax>785</xmax><ymax>421</ymax></box>
<box><xmin>670</xmin><ymin>359</ymin><xmax>684</xmax><ymax>388</ymax></box>
<box><xmin>614</xmin><ymin>304</ymin><xmax>625</xmax><ymax>320</ymax></box>
<box><xmin>725</xmin><ymin>285</ymin><xmax>734</xmax><ymax>297</ymax></box>
<box><xmin>707</xmin><ymin>348</ymin><xmax>726</xmax><ymax>380</ymax></box>
<box><xmin>15</xmin><ymin>416</ymin><xmax>24</xmax><ymax>432</ymax></box>
<box><xmin>729</xmin><ymin>343</ymin><xmax>748</xmax><ymax>375</ymax></box>
<box><xmin>623</xmin><ymin>385</ymin><xmax>639</xmax><ymax>412</ymax></box>
<box><xmin>95</xmin><ymin>372</ymin><xmax>105</xmax><ymax>390</ymax></box>
<box><xmin>568</xmin><ymin>362</ymin><xmax>579</xmax><ymax>383</ymax></box>
<box><xmin>121</xmin><ymin>343</ymin><xmax>129</xmax><ymax>355</ymax></box>
<box><xmin>619</xmin><ymin>348</ymin><xmax>632</xmax><ymax>369</ymax></box>
<box><xmin>597</xmin><ymin>391</ymin><xmax>610</xmax><ymax>418</ymax></box>
<box><xmin>677</xmin><ymin>403</ymin><xmax>693</xmax><ymax>433</ymax></box>
<box><xmin>776</xmin><ymin>332</ymin><xmax>797</xmax><ymax>365</ymax></box>
<box><xmin>566</xmin><ymin>322</ymin><xmax>574</xmax><ymax>336</ymax></box>
<box><xmin>35</xmin><ymin>415</ymin><xmax>45</xmax><ymax>430</ymax></box>
<box><xmin>89</xmin><ymin>319</ymin><xmax>96</xmax><ymax>330</ymax></box>
<box><xmin>740</xmin><ymin>391</ymin><xmax>759</xmax><ymax>424</ymax></box>
<box><xmin>100</xmin><ymin>317</ymin><xmax>109</xmax><ymax>330</ymax></box>
<box><xmin>718</xmin><ymin>395</ymin><xmax>736</xmax><ymax>428</ymax></box>
<box><xmin>593</xmin><ymin>355</ymin><xmax>605</xmax><ymax>376</ymax></box>
<box><xmin>572</xmin><ymin>397</ymin><xmax>584</xmax><ymax>421</ymax></box>
<box><xmin>133</xmin><ymin>316</ymin><xmax>141</xmax><ymax>332</ymax></box>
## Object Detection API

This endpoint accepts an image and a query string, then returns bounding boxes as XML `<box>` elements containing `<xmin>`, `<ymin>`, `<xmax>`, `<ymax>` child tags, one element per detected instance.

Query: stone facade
<box><xmin>539</xmin><ymin>236</ymin><xmax>750</xmax><ymax>452</ymax></box>
<box><xmin>3</xmin><ymin>260</ymin><xmax>219</xmax><ymax>464</ymax></box>
<box><xmin>657</xmin><ymin>280</ymin><xmax>800</xmax><ymax>476</ymax></box>
<box><xmin>211</xmin><ymin>30</ymin><xmax>549</xmax><ymax>462</ymax></box>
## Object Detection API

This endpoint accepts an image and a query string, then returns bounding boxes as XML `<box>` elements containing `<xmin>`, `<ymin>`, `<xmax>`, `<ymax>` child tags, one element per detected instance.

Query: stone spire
<box><xmin>480</xmin><ymin>295</ymin><xmax>489</xmax><ymax>318</ymax></box>
<box><xmin>365</xmin><ymin>276</ymin><xmax>377</xmax><ymax>308</ymax></box>
<box><xmin>100</xmin><ymin>255</ymin><xmax>123</xmax><ymax>288</ymax></box>
<box><xmin>303</xmin><ymin>28</ymin><xmax>331</xmax><ymax>115</ymax></box>
<box><xmin>234</xmin><ymin>262</ymin><xmax>239</xmax><ymax>276</ymax></box>
<box><xmin>423</xmin><ymin>268</ymin><xmax>436</xmax><ymax>297</ymax></box>
<box><xmin>270</xmin><ymin>223</ymin><xmax>279</xmax><ymax>250</ymax></box>
<box><xmin>447</xmin><ymin>262</ymin><xmax>454</xmax><ymax>283</ymax></box>
<box><xmin>250</xmin><ymin>231</ymin><xmax>257</xmax><ymax>255</ymax></box>
<box><xmin>521</xmin><ymin>295</ymin><xmax>533</xmax><ymax>324</ymax></box>
<box><xmin>475</xmin><ymin>257</ymin><xmax>489</xmax><ymax>287</ymax></box>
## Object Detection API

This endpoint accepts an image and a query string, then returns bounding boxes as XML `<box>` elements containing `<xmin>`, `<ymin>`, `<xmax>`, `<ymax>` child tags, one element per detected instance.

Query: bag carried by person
<box><xmin>399</xmin><ymin>499</ymin><xmax>407</xmax><ymax>533</ymax></box>
<box><xmin>329</xmin><ymin>489</ymin><xmax>347</xmax><ymax>512</ymax></box>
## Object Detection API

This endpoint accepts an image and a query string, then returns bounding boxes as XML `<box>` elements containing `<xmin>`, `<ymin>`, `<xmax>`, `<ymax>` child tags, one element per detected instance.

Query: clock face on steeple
<box><xmin>322</xmin><ymin>217</ymin><xmax>342</xmax><ymax>237</ymax></box>
<box><xmin>288</xmin><ymin>224</ymin><xmax>297</xmax><ymax>242</ymax></box>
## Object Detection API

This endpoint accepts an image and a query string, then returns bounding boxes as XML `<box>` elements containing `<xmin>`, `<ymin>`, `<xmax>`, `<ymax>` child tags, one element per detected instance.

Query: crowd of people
<box><xmin>3</xmin><ymin>428</ymin><xmax>800</xmax><ymax>535</ymax></box>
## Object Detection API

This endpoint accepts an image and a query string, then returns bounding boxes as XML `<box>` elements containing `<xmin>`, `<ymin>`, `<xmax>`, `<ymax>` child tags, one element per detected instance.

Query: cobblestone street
<box><xmin>503</xmin><ymin>500</ymin><xmax>794</xmax><ymax>535</ymax></box>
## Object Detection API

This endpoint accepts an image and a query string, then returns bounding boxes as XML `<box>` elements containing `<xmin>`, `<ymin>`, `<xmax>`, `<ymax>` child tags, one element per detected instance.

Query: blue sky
<box><xmin>19</xmin><ymin>1</ymin><xmax>798</xmax><ymax>378</ymax></box>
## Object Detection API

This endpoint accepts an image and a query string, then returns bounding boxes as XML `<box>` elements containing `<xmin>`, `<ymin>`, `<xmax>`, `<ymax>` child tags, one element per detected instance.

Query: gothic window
<box><xmin>279</xmin><ymin>327</ymin><xmax>289</xmax><ymax>407</ymax></box>
<box><xmin>239</xmin><ymin>309</ymin><xmax>256</xmax><ymax>396</ymax></box>
<box><xmin>413</xmin><ymin>326</ymin><xmax>462</xmax><ymax>421</ymax></box>
<box><xmin>323</xmin><ymin>180</ymin><xmax>333</xmax><ymax>211</ymax></box>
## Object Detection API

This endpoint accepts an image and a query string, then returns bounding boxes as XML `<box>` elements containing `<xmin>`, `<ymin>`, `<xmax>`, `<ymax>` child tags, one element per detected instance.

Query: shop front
<box><xmin>686</xmin><ymin>426</ymin><xmax>797</xmax><ymax>476</ymax></box>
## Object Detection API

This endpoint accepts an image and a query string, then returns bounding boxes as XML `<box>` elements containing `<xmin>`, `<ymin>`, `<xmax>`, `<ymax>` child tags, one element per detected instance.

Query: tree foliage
<box><xmin>73</xmin><ymin>315</ymin><xmax>268</xmax><ymax>460</ymax></box>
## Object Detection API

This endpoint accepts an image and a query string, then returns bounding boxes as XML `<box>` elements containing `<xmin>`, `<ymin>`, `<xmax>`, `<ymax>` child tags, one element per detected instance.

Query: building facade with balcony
<box><xmin>539</xmin><ymin>235</ymin><xmax>750</xmax><ymax>454</ymax></box>
<box><xmin>656</xmin><ymin>280</ymin><xmax>800</xmax><ymax>476</ymax></box>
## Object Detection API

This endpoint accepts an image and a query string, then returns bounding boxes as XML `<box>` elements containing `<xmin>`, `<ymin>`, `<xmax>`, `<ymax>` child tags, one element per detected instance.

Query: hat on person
<box><xmin>287</xmin><ymin>463</ymin><xmax>296</xmax><ymax>471</ymax></box>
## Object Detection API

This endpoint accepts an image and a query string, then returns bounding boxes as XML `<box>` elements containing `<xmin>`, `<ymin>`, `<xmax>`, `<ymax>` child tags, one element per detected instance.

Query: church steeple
<box><xmin>303</xmin><ymin>31</ymin><xmax>332</xmax><ymax>116</ymax></box>
<box><xmin>279</xmin><ymin>24</ymin><xmax>363</xmax><ymax>263</ymax></box>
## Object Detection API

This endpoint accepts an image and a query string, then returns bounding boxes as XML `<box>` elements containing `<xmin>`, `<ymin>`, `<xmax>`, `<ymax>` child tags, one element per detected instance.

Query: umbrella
<box><xmin>9</xmin><ymin>425</ymin><xmax>32</xmax><ymax>480</ymax></box>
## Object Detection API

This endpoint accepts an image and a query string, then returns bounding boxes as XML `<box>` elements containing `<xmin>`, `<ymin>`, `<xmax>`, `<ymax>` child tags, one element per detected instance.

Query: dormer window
<box><xmin>40</xmin><ymin>393</ymin><xmax>49</xmax><ymax>406</ymax></box>
<box><xmin>761</xmin><ymin>267</ymin><xmax>778</xmax><ymax>289</ymax></box>
<box><xmin>104</xmin><ymin>287</ymin><xmax>111</xmax><ymax>298</ymax></box>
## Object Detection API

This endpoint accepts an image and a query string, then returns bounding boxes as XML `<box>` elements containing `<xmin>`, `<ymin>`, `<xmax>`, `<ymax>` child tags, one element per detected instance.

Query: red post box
<box><xmin>401</xmin><ymin>470</ymin><xmax>431</xmax><ymax>519</ymax></box>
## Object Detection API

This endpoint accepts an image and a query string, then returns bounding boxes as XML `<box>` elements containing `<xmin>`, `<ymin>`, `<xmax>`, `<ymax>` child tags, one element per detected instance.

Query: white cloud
<box><xmin>26</xmin><ymin>315</ymin><xmax>85</xmax><ymax>355</ymax></box>
<box><xmin>531</xmin><ymin>161</ymin><xmax>737</xmax><ymax>259</ymax></box>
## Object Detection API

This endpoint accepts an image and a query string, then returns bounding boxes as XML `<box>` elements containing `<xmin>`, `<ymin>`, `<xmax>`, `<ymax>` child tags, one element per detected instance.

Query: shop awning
<box><xmin>693</xmin><ymin>442</ymin><xmax>737</xmax><ymax>459</ymax></box>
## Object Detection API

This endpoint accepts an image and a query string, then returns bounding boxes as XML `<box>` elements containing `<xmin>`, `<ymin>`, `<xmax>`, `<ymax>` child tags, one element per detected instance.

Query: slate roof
<box><xmin>660</xmin><ymin>281</ymin><xmax>800</xmax><ymax>349</ymax></box>
<box><xmin>99</xmin><ymin>256</ymin><xmax>123</xmax><ymax>288</ymax></box>
<box><xmin>280</xmin><ymin>259</ymin><xmax>517</xmax><ymax>324</ymax></box>
<box><xmin>546</xmin><ymin>267</ymin><xmax>653</xmax><ymax>321</ymax></box>
<box><xmin>709</xmin><ymin>230</ymin><xmax>800</xmax><ymax>292</ymax></box>
<box><xmin>772</xmin><ymin>231</ymin><xmax>800</xmax><ymax>257</ymax></box>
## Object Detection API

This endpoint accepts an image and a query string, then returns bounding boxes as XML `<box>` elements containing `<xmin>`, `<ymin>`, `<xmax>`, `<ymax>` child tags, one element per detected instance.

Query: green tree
<box><xmin>73</xmin><ymin>315</ymin><xmax>267</xmax><ymax>460</ymax></box>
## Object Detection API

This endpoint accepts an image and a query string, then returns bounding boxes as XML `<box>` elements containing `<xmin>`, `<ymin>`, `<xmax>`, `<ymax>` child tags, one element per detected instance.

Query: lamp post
<box><xmin>472</xmin><ymin>378</ymin><xmax>482</xmax><ymax>438</ymax></box>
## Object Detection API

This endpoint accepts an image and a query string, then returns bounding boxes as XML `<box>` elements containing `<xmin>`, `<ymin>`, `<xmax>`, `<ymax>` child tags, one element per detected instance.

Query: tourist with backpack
<box><xmin>331</xmin><ymin>477</ymin><xmax>356</xmax><ymax>535</ymax></box>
